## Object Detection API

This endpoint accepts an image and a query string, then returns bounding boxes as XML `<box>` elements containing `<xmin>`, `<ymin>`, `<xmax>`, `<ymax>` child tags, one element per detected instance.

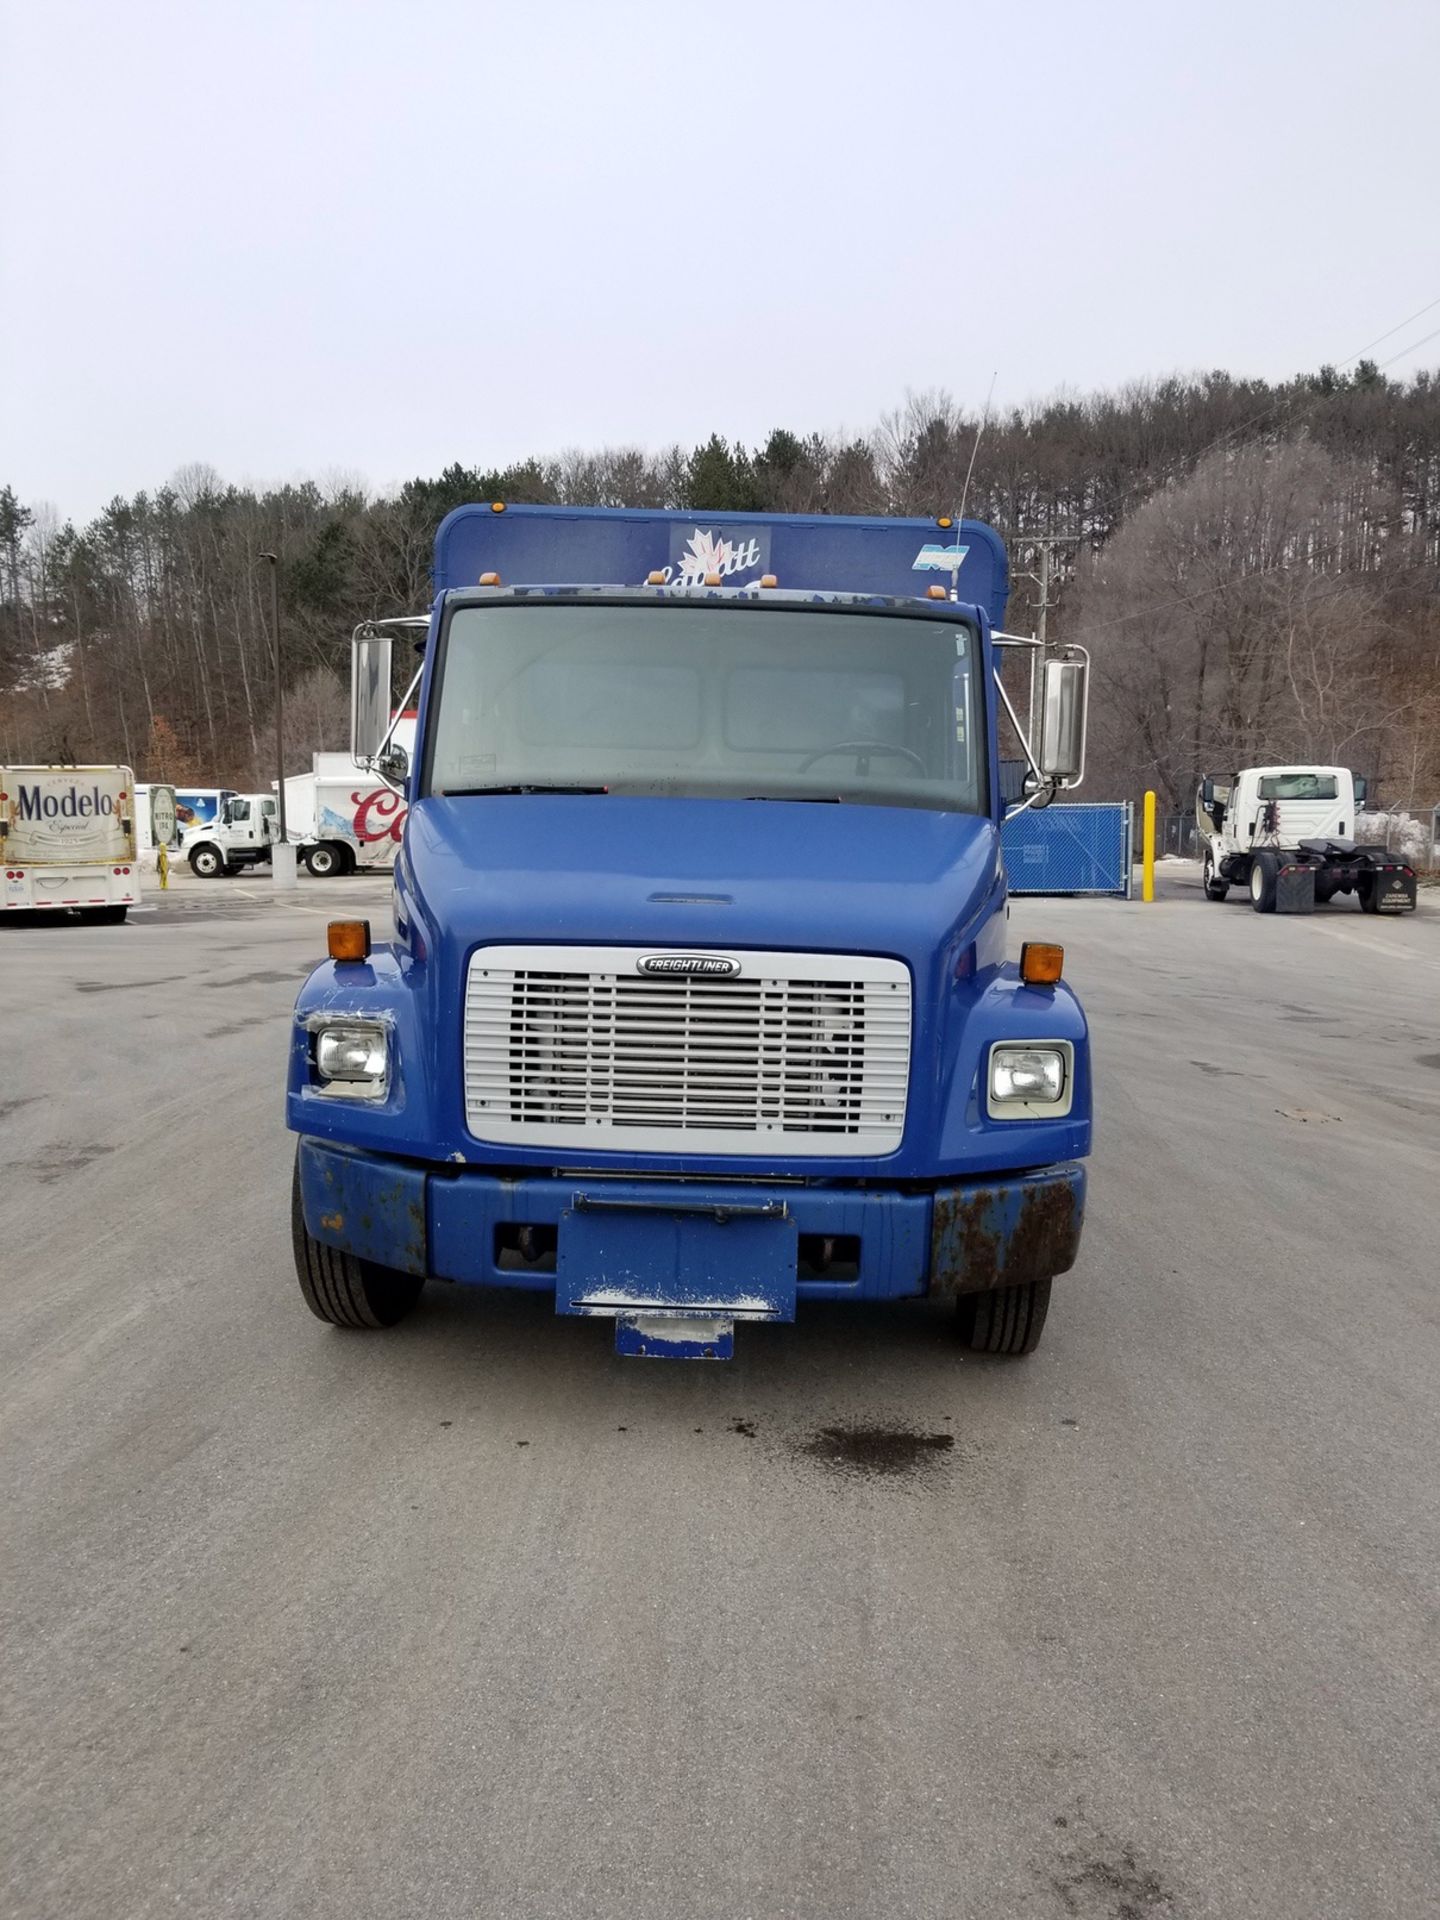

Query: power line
<box><xmin>1375</xmin><ymin>321</ymin><xmax>1440</xmax><ymax>372</ymax></box>
<box><xmin>1185</xmin><ymin>292</ymin><xmax>1440</xmax><ymax>471</ymax></box>
<box><xmin>1341</xmin><ymin>294</ymin><xmax>1440</xmax><ymax>368</ymax></box>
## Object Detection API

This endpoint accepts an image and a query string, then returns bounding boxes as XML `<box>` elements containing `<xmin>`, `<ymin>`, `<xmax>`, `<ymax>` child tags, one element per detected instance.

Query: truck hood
<box><xmin>401</xmin><ymin>793</ymin><xmax>1001</xmax><ymax>971</ymax></box>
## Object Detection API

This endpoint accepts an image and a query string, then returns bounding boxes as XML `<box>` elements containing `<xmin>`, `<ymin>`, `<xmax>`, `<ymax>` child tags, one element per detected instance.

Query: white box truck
<box><xmin>280</xmin><ymin>752</ymin><xmax>409</xmax><ymax>876</ymax></box>
<box><xmin>2</xmin><ymin>765</ymin><xmax>141</xmax><ymax>922</ymax></box>
<box><xmin>182</xmin><ymin>721</ymin><xmax>414</xmax><ymax>879</ymax></box>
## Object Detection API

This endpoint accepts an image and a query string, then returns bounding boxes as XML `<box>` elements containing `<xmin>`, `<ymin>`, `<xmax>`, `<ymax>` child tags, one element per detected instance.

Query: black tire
<box><xmin>1314</xmin><ymin>879</ymin><xmax>1338</xmax><ymax>906</ymax></box>
<box><xmin>291</xmin><ymin>1159</ymin><xmax>424</xmax><ymax>1329</ymax></box>
<box><xmin>1358</xmin><ymin>875</ymin><xmax>1381</xmax><ymax>914</ymax></box>
<box><xmin>305</xmin><ymin>842</ymin><xmax>343</xmax><ymax>878</ymax></box>
<box><xmin>189</xmin><ymin>843</ymin><xmax>226</xmax><ymax>879</ymax></box>
<box><xmin>1248</xmin><ymin>851</ymin><xmax>1278</xmax><ymax>913</ymax></box>
<box><xmin>1202</xmin><ymin>853</ymin><xmax>1229</xmax><ymax>901</ymax></box>
<box><xmin>955</xmin><ymin>1278</ymin><xmax>1052</xmax><ymax>1356</ymax></box>
<box><xmin>77</xmin><ymin>904</ymin><xmax>127</xmax><ymax>924</ymax></box>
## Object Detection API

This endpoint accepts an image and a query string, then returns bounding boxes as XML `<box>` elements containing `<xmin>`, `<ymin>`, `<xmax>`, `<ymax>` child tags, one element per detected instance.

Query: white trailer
<box><xmin>1</xmin><ymin>765</ymin><xmax>141</xmax><ymax>922</ymax></box>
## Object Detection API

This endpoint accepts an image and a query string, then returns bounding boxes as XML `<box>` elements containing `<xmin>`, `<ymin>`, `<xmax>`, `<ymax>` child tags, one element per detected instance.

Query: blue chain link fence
<box><xmin>1001</xmin><ymin>802</ymin><xmax>1134</xmax><ymax>897</ymax></box>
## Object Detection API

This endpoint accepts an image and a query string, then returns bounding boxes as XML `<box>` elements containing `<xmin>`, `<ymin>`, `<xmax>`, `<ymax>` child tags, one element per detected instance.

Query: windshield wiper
<box><xmin>441</xmin><ymin>783</ymin><xmax>610</xmax><ymax>797</ymax></box>
<box><xmin>744</xmin><ymin>793</ymin><xmax>843</xmax><ymax>803</ymax></box>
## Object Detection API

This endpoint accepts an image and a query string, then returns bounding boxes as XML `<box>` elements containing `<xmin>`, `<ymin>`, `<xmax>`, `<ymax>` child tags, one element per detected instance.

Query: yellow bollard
<box><xmin>158</xmin><ymin>843</ymin><xmax>169</xmax><ymax>891</ymax></box>
<box><xmin>1142</xmin><ymin>790</ymin><xmax>1156</xmax><ymax>902</ymax></box>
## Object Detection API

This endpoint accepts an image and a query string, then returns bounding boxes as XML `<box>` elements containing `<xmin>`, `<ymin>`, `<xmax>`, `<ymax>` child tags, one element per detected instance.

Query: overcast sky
<box><xmin>3</xmin><ymin>0</ymin><xmax>1438</xmax><ymax>524</ymax></box>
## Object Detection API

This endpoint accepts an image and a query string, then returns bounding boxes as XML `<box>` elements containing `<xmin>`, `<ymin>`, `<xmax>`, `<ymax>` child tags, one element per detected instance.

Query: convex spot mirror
<box><xmin>377</xmin><ymin>742</ymin><xmax>410</xmax><ymax>786</ymax></box>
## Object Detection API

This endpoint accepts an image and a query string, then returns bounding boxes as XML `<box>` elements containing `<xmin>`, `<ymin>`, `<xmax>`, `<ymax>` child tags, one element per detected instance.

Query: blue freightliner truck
<box><xmin>287</xmin><ymin>505</ymin><xmax>1092</xmax><ymax>1359</ymax></box>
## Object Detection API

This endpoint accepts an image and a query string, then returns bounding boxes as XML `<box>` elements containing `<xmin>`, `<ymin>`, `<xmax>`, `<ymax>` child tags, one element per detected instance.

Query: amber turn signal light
<box><xmin>328</xmin><ymin>920</ymin><xmax>371</xmax><ymax>963</ymax></box>
<box><xmin>1019</xmin><ymin>942</ymin><xmax>1064</xmax><ymax>986</ymax></box>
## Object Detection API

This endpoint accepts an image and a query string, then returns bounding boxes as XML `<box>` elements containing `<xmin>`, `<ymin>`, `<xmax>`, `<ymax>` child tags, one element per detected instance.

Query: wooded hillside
<box><xmin>3</xmin><ymin>362</ymin><xmax>1436</xmax><ymax>815</ymax></box>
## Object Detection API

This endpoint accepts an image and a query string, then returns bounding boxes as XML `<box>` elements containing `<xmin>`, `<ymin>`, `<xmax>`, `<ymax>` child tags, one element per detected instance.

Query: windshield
<box><xmin>1257</xmin><ymin>773</ymin><xmax>1339</xmax><ymax>800</ymax></box>
<box><xmin>425</xmin><ymin>601</ymin><xmax>986</xmax><ymax>812</ymax></box>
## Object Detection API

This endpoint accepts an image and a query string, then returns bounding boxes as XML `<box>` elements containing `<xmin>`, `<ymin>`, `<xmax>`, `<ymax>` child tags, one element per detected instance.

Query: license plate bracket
<box><xmin>556</xmin><ymin>1194</ymin><xmax>799</xmax><ymax>1324</ymax></box>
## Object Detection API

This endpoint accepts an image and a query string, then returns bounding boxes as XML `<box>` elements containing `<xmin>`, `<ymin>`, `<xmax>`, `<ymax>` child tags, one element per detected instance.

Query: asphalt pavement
<box><xmin>3</xmin><ymin>864</ymin><xmax>1437</xmax><ymax>1920</ymax></box>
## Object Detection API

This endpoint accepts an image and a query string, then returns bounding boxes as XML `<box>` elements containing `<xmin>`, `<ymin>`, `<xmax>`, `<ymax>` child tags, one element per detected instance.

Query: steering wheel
<box><xmin>796</xmin><ymin>740</ymin><xmax>927</xmax><ymax>776</ymax></box>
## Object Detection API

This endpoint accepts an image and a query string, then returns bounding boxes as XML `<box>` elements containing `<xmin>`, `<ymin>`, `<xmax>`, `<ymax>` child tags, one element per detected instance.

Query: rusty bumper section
<box><xmin>930</xmin><ymin>1165</ymin><xmax>1086</xmax><ymax>1297</ymax></box>
<box><xmin>296</xmin><ymin>1137</ymin><xmax>1085</xmax><ymax>1301</ymax></box>
<box><xmin>296</xmin><ymin>1136</ymin><xmax>428</xmax><ymax>1276</ymax></box>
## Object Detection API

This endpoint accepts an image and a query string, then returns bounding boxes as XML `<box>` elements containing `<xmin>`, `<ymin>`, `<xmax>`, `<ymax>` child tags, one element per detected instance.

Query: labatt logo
<box><xmin>17</xmin><ymin>784</ymin><xmax>117</xmax><ymax>820</ymax></box>
<box><xmin>351</xmin><ymin>787</ymin><xmax>407</xmax><ymax>845</ymax></box>
<box><xmin>649</xmin><ymin>527</ymin><xmax>767</xmax><ymax>588</ymax></box>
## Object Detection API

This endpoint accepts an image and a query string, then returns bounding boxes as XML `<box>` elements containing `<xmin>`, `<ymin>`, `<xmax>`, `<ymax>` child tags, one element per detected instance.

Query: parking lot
<box><xmin>3</xmin><ymin>867</ymin><xmax>1437</xmax><ymax>1920</ymax></box>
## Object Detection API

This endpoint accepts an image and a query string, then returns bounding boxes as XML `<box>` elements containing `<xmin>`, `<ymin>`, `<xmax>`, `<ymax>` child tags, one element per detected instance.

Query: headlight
<box><xmin>313</xmin><ymin>1022</ymin><xmax>388</xmax><ymax>1096</ymax></box>
<box><xmin>988</xmin><ymin>1043</ymin><xmax>1071</xmax><ymax>1117</ymax></box>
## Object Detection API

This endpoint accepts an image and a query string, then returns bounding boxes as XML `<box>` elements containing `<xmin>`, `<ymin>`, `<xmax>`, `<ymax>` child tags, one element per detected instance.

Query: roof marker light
<box><xmin>704</xmin><ymin>572</ymin><xmax>723</xmax><ymax>586</ymax></box>
<box><xmin>479</xmin><ymin>571</ymin><xmax>502</xmax><ymax>586</ymax></box>
<box><xmin>490</xmin><ymin>501</ymin><xmax>506</xmax><ymax>513</ymax></box>
<box><xmin>937</xmin><ymin>516</ymin><xmax>953</xmax><ymax>528</ymax></box>
<box><xmin>759</xmin><ymin>574</ymin><xmax>778</xmax><ymax>588</ymax></box>
<box><xmin>927</xmin><ymin>584</ymin><xmax>948</xmax><ymax>600</ymax></box>
<box><xmin>646</xmin><ymin>570</ymin><xmax>667</xmax><ymax>585</ymax></box>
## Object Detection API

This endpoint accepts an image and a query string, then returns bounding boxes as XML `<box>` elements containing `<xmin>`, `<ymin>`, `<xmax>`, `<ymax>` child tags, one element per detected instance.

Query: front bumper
<box><xmin>294</xmin><ymin>1137</ymin><xmax>1086</xmax><ymax>1303</ymax></box>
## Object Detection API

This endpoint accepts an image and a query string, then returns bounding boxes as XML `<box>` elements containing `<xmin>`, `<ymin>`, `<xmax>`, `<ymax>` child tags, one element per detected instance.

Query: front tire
<box><xmin>956</xmin><ymin>1279</ymin><xmax>1052</xmax><ymax>1356</ymax></box>
<box><xmin>291</xmin><ymin>1161</ymin><xmax>424</xmax><ymax>1329</ymax></box>
<box><xmin>1249</xmin><ymin>852</ymin><xmax>1278</xmax><ymax>913</ymax></box>
<box><xmin>305</xmin><ymin>842</ymin><xmax>344</xmax><ymax>878</ymax></box>
<box><xmin>1203</xmin><ymin>853</ymin><xmax>1229</xmax><ymax>901</ymax></box>
<box><xmin>189</xmin><ymin>843</ymin><xmax>226</xmax><ymax>879</ymax></box>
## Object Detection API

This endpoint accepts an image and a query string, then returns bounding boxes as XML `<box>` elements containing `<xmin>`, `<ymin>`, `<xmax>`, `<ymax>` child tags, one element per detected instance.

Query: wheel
<box><xmin>76</xmin><ymin>904</ymin><xmax>127</xmax><ymax>925</ymax></box>
<box><xmin>1314</xmin><ymin>879</ymin><xmax>1338</xmax><ymax>906</ymax></box>
<box><xmin>1249</xmin><ymin>852</ymin><xmax>1278</xmax><ymax>913</ymax></box>
<box><xmin>1358</xmin><ymin>875</ymin><xmax>1380</xmax><ymax>914</ymax></box>
<box><xmin>305</xmin><ymin>842</ymin><xmax>343</xmax><ymax>877</ymax></box>
<box><xmin>955</xmin><ymin>1278</ymin><xmax>1052</xmax><ymax>1356</ymax></box>
<box><xmin>291</xmin><ymin>1158</ymin><xmax>424</xmax><ymax>1329</ymax></box>
<box><xmin>189</xmin><ymin>843</ymin><xmax>225</xmax><ymax>878</ymax></box>
<box><xmin>1203</xmin><ymin>853</ymin><xmax>1229</xmax><ymax>901</ymax></box>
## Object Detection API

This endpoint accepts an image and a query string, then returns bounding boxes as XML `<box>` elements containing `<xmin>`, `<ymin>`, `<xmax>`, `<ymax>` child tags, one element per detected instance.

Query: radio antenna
<box><xmin>956</xmin><ymin>369</ymin><xmax>997</xmax><ymax>534</ymax></box>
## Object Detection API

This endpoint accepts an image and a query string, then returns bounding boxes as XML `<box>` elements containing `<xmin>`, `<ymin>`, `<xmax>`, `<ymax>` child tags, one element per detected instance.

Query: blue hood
<box><xmin>296</xmin><ymin>792</ymin><xmax>1089</xmax><ymax>1179</ymax></box>
<box><xmin>399</xmin><ymin>793</ymin><xmax>1001</xmax><ymax>969</ymax></box>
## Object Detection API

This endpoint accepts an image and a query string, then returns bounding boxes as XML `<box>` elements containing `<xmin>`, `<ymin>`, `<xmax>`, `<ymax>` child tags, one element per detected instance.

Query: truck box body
<box><xmin>287</xmin><ymin>509</ymin><xmax>1090</xmax><ymax>1359</ymax></box>
<box><xmin>2</xmin><ymin>766</ymin><xmax>140</xmax><ymax>915</ymax></box>
<box><xmin>434</xmin><ymin>504</ymin><xmax>1010</xmax><ymax>623</ymax></box>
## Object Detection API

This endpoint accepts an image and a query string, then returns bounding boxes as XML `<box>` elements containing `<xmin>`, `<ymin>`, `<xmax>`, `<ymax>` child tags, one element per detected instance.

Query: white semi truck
<box><xmin>1</xmin><ymin>765</ymin><xmax>141</xmax><ymax>922</ymax></box>
<box><xmin>1197</xmin><ymin>764</ymin><xmax>1418</xmax><ymax>914</ymax></box>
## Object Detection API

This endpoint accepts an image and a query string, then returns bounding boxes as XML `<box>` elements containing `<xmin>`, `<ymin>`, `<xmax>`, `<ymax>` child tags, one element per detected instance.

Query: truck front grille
<box><xmin>463</xmin><ymin>945</ymin><xmax>911</xmax><ymax>1157</ymax></box>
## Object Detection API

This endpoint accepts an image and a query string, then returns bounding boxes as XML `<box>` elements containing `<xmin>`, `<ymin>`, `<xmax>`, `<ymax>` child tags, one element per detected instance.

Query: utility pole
<box><xmin>259</xmin><ymin>551</ymin><xmax>287</xmax><ymax>843</ymax></box>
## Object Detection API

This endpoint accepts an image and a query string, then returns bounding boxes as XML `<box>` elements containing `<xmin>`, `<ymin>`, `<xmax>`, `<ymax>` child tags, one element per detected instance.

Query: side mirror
<box><xmin>1039</xmin><ymin>655</ymin><xmax>1087</xmax><ymax>784</ymax></box>
<box><xmin>352</xmin><ymin>628</ymin><xmax>393</xmax><ymax>765</ymax></box>
<box><xmin>1352</xmin><ymin>773</ymin><xmax>1368</xmax><ymax>807</ymax></box>
<box><xmin>1199</xmin><ymin>776</ymin><xmax>1215</xmax><ymax>808</ymax></box>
